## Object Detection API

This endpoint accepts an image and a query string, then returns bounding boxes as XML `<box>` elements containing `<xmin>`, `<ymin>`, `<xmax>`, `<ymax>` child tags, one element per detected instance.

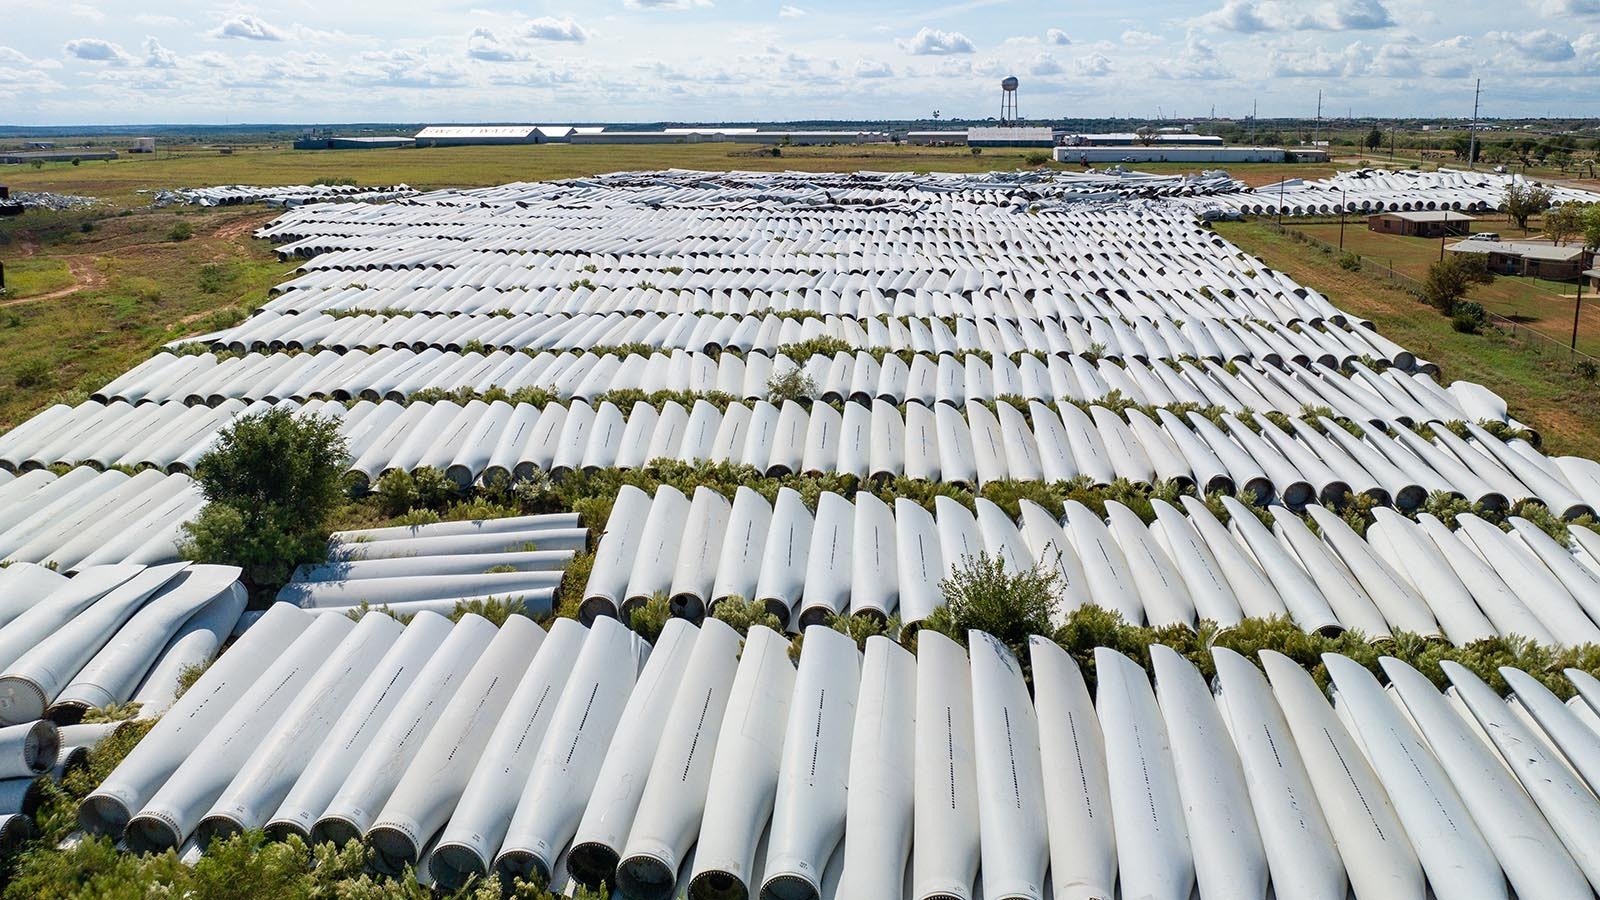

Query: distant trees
<box><xmin>1422</xmin><ymin>254</ymin><xmax>1495</xmax><ymax>315</ymax></box>
<box><xmin>1503</xmin><ymin>182</ymin><xmax>1554</xmax><ymax>232</ymax></box>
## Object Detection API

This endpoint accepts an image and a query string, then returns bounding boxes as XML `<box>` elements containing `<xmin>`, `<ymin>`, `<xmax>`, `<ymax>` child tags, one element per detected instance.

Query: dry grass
<box><xmin>0</xmin><ymin>205</ymin><xmax>286</xmax><ymax>433</ymax></box>
<box><xmin>3</xmin><ymin>142</ymin><xmax>1346</xmax><ymax>204</ymax></box>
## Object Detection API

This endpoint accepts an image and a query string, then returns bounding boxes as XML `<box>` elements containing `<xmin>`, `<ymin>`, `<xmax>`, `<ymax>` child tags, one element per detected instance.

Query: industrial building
<box><xmin>903</xmin><ymin>131</ymin><xmax>968</xmax><ymax>145</ymax></box>
<box><xmin>1368</xmin><ymin>210</ymin><xmax>1475</xmax><ymax>238</ymax></box>
<box><xmin>568</xmin><ymin>129</ymin><xmax>888</xmax><ymax>146</ymax></box>
<box><xmin>413</xmin><ymin>126</ymin><xmax>541</xmax><ymax>147</ymax></box>
<box><xmin>1447</xmin><ymin>239</ymin><xmax>1587</xmax><ymax>279</ymax></box>
<box><xmin>967</xmin><ymin>126</ymin><xmax>1055</xmax><ymax>148</ymax></box>
<box><xmin>1054</xmin><ymin>145</ymin><xmax>1320</xmax><ymax>164</ymax></box>
<box><xmin>0</xmin><ymin>149</ymin><xmax>118</xmax><ymax>165</ymax></box>
<box><xmin>1061</xmin><ymin>133</ymin><xmax>1225</xmax><ymax>147</ymax></box>
<box><xmin>294</xmin><ymin>135</ymin><xmax>415</xmax><ymax>151</ymax></box>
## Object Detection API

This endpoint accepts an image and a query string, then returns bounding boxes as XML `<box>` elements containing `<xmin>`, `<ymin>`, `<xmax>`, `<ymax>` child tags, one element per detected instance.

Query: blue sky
<box><xmin>3</xmin><ymin>0</ymin><xmax>1597</xmax><ymax>125</ymax></box>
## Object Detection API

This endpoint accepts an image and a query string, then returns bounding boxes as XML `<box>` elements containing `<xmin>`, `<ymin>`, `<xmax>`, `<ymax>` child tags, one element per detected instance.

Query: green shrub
<box><xmin>12</xmin><ymin>358</ymin><xmax>52</xmax><ymax>389</ymax></box>
<box><xmin>628</xmin><ymin>592</ymin><xmax>672</xmax><ymax>642</ymax></box>
<box><xmin>775</xmin><ymin>337</ymin><xmax>854</xmax><ymax>360</ymax></box>
<box><xmin>920</xmin><ymin>551</ymin><xmax>1062</xmax><ymax>663</ymax></box>
<box><xmin>373</xmin><ymin>467</ymin><xmax>457</xmax><ymax>516</ymax></box>
<box><xmin>179</xmin><ymin>409</ymin><xmax>348</xmax><ymax>600</ymax></box>
<box><xmin>1450</xmin><ymin>300</ymin><xmax>1487</xmax><ymax>334</ymax></box>
<box><xmin>196</xmin><ymin>263</ymin><xmax>236</xmax><ymax>294</ymax></box>
<box><xmin>1024</xmin><ymin>150</ymin><xmax>1051</xmax><ymax>166</ymax></box>
<box><xmin>166</xmin><ymin>221</ymin><xmax>194</xmax><ymax>242</ymax></box>
<box><xmin>711</xmin><ymin>595</ymin><xmax>783</xmax><ymax>637</ymax></box>
<box><xmin>452</xmin><ymin>595</ymin><xmax>531</xmax><ymax>625</ymax></box>
<box><xmin>766</xmin><ymin>366</ymin><xmax>817</xmax><ymax>405</ymax></box>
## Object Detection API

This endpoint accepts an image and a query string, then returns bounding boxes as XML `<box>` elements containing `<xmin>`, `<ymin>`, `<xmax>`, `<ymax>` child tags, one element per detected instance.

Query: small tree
<box><xmin>1583</xmin><ymin>204</ymin><xmax>1600</xmax><ymax>253</ymax></box>
<box><xmin>180</xmin><ymin>409</ymin><xmax>349</xmax><ymax>600</ymax></box>
<box><xmin>1421</xmin><ymin>254</ymin><xmax>1494</xmax><ymax>314</ymax></box>
<box><xmin>1546</xmin><ymin>202</ymin><xmax>1585</xmax><ymax>246</ymax></box>
<box><xmin>1364</xmin><ymin>128</ymin><xmax>1383</xmax><ymax>153</ymax></box>
<box><xmin>1503</xmin><ymin>181</ymin><xmax>1553</xmax><ymax>232</ymax></box>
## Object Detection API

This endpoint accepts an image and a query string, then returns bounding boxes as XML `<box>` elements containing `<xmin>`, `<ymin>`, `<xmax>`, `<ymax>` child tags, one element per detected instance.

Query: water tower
<box><xmin>1000</xmin><ymin>76</ymin><xmax>1019</xmax><ymax>125</ymax></box>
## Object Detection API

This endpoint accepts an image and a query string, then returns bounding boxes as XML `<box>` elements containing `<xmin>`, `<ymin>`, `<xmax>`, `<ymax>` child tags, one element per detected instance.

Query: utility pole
<box><xmin>1467</xmin><ymin>78</ymin><xmax>1482</xmax><ymax>170</ymax></box>
<box><xmin>1575</xmin><ymin>276</ymin><xmax>1586</xmax><ymax>354</ymax></box>
<box><xmin>1251</xmin><ymin>99</ymin><xmax>1257</xmax><ymax>145</ymax></box>
<box><xmin>1390</xmin><ymin>124</ymin><xmax>1396</xmax><ymax>162</ymax></box>
<box><xmin>1315</xmin><ymin>89</ymin><xmax>1322</xmax><ymax>147</ymax></box>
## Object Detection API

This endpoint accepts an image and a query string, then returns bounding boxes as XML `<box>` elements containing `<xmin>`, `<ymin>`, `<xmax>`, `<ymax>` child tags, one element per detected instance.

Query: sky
<box><xmin>2</xmin><ymin>0</ymin><xmax>1598</xmax><ymax>126</ymax></box>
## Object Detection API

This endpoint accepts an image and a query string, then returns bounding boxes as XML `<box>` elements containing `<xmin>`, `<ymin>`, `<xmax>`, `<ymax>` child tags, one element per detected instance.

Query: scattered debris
<box><xmin>151</xmin><ymin>185</ymin><xmax>418</xmax><ymax>208</ymax></box>
<box><xmin>8</xmin><ymin>191</ymin><xmax>98</xmax><ymax>211</ymax></box>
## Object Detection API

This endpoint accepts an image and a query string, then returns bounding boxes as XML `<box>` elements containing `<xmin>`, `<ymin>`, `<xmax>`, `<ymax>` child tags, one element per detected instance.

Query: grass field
<box><xmin>1214</xmin><ymin>218</ymin><xmax>1600</xmax><ymax>457</ymax></box>
<box><xmin>0</xmin><ymin>205</ymin><xmax>286</xmax><ymax>432</ymax></box>
<box><xmin>2</xmin><ymin>142</ymin><xmax>1343</xmax><ymax>205</ymax></box>
<box><xmin>1280</xmin><ymin>218</ymin><xmax>1600</xmax><ymax>358</ymax></box>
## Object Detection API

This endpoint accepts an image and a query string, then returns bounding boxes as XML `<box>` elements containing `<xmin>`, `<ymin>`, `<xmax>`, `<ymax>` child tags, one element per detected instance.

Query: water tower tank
<box><xmin>1001</xmin><ymin>76</ymin><xmax>1019</xmax><ymax>92</ymax></box>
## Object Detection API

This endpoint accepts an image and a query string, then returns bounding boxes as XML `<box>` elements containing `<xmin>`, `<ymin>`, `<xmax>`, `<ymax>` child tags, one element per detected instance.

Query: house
<box><xmin>1368</xmin><ymin>210</ymin><xmax>1475</xmax><ymax>238</ymax></box>
<box><xmin>1447</xmin><ymin>240</ymin><xmax>1586</xmax><ymax>279</ymax></box>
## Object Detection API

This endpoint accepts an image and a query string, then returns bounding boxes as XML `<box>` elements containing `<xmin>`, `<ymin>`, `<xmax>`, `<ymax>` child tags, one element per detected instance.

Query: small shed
<box><xmin>1368</xmin><ymin>210</ymin><xmax>1474</xmax><ymax>238</ymax></box>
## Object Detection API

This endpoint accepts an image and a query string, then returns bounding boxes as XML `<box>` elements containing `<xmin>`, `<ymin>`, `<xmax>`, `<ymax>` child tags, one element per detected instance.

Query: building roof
<box><xmin>414</xmin><ymin>125</ymin><xmax>538</xmax><ymax>139</ymax></box>
<box><xmin>968</xmin><ymin>126</ymin><xmax>1054</xmax><ymax>143</ymax></box>
<box><xmin>331</xmin><ymin>136</ymin><xmax>414</xmax><ymax>145</ymax></box>
<box><xmin>535</xmin><ymin>126</ymin><xmax>575</xmax><ymax>138</ymax></box>
<box><xmin>1447</xmin><ymin>240</ymin><xmax>1583</xmax><ymax>261</ymax></box>
<box><xmin>1073</xmin><ymin>133</ymin><xmax>1225</xmax><ymax>144</ymax></box>
<box><xmin>1371</xmin><ymin>210</ymin><xmax>1476</xmax><ymax>223</ymax></box>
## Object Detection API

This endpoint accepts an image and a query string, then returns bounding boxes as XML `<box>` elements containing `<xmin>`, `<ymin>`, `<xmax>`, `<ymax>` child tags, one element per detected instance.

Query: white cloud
<box><xmin>1075</xmin><ymin>53</ymin><xmax>1112</xmax><ymax>76</ymax></box>
<box><xmin>779</xmin><ymin>5</ymin><xmax>807</xmax><ymax>17</ymax></box>
<box><xmin>1541</xmin><ymin>0</ymin><xmax>1600</xmax><ymax>12</ymax></box>
<box><xmin>1121</xmin><ymin>30</ymin><xmax>1163</xmax><ymax>46</ymax></box>
<box><xmin>624</xmin><ymin>0</ymin><xmax>713</xmax><ymax>9</ymax></box>
<box><xmin>1029</xmin><ymin>52</ymin><xmax>1064</xmax><ymax>75</ymax></box>
<box><xmin>1200</xmin><ymin>0</ymin><xmax>1394</xmax><ymax>32</ymax></box>
<box><xmin>855</xmin><ymin>58</ymin><xmax>894</xmax><ymax>78</ymax></box>
<box><xmin>467</xmin><ymin>28</ymin><xmax>525</xmax><ymax>61</ymax></box>
<box><xmin>902</xmin><ymin>27</ymin><xmax>975</xmax><ymax>54</ymax></box>
<box><xmin>1488</xmin><ymin>28</ymin><xmax>1575</xmax><ymax>61</ymax></box>
<box><xmin>68</xmin><ymin>3</ymin><xmax>103</xmax><ymax>22</ymax></box>
<box><xmin>63</xmin><ymin>38</ymin><xmax>129</xmax><ymax>63</ymax></box>
<box><xmin>210</xmin><ymin>15</ymin><xmax>287</xmax><ymax>42</ymax></box>
<box><xmin>1045</xmin><ymin>27</ymin><xmax>1071</xmax><ymax>45</ymax></box>
<box><xmin>1267</xmin><ymin>44</ymin><xmax>1357</xmax><ymax>77</ymax></box>
<box><xmin>143</xmin><ymin>37</ymin><xmax>178</xmax><ymax>68</ymax></box>
<box><xmin>1159</xmin><ymin>32</ymin><xmax>1231</xmax><ymax>79</ymax></box>
<box><xmin>524</xmin><ymin>16</ymin><xmax>588</xmax><ymax>42</ymax></box>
